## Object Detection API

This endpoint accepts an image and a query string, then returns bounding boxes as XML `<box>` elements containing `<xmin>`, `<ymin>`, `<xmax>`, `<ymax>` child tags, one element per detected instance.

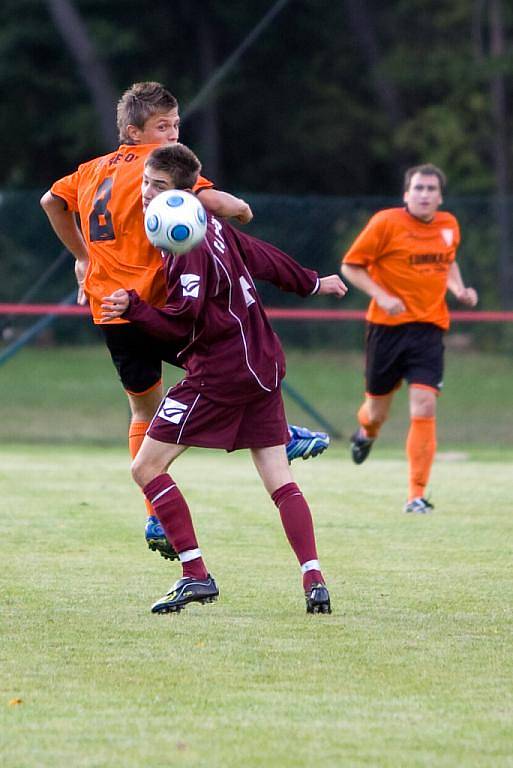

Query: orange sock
<box><xmin>129</xmin><ymin>421</ymin><xmax>154</xmax><ymax>518</ymax></box>
<box><xmin>406</xmin><ymin>416</ymin><xmax>436</xmax><ymax>501</ymax></box>
<box><xmin>357</xmin><ymin>402</ymin><xmax>381</xmax><ymax>439</ymax></box>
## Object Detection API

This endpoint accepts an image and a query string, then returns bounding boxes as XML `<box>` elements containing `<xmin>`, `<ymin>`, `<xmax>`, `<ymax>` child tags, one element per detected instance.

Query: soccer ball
<box><xmin>144</xmin><ymin>189</ymin><xmax>207</xmax><ymax>254</ymax></box>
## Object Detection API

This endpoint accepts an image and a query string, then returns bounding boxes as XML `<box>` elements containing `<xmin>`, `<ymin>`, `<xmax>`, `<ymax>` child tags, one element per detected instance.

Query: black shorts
<box><xmin>365</xmin><ymin>322</ymin><xmax>444</xmax><ymax>396</ymax></box>
<box><xmin>100</xmin><ymin>323</ymin><xmax>182</xmax><ymax>395</ymax></box>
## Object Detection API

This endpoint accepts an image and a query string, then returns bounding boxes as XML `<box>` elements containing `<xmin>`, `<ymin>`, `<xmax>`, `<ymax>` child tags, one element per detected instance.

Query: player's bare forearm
<box><xmin>341</xmin><ymin>263</ymin><xmax>405</xmax><ymax>315</ymax></box>
<box><xmin>40</xmin><ymin>192</ymin><xmax>88</xmax><ymax>262</ymax></box>
<box><xmin>447</xmin><ymin>262</ymin><xmax>478</xmax><ymax>307</ymax></box>
<box><xmin>450</xmin><ymin>285</ymin><xmax>478</xmax><ymax>307</ymax></box>
<box><xmin>41</xmin><ymin>191</ymin><xmax>89</xmax><ymax>304</ymax></box>
<box><xmin>317</xmin><ymin>275</ymin><xmax>348</xmax><ymax>298</ymax></box>
<box><xmin>198</xmin><ymin>189</ymin><xmax>253</xmax><ymax>224</ymax></box>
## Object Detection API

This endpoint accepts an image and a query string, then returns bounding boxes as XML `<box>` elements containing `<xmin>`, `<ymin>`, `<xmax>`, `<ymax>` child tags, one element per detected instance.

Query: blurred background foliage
<box><xmin>1</xmin><ymin>0</ymin><xmax>513</xmax><ymax>342</ymax></box>
<box><xmin>1</xmin><ymin>0</ymin><xmax>512</xmax><ymax>195</ymax></box>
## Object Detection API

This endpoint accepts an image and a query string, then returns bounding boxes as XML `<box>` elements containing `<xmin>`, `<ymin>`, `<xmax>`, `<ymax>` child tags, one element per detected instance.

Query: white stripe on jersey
<box><xmin>204</xmin><ymin>233</ymin><xmax>273</xmax><ymax>394</ymax></box>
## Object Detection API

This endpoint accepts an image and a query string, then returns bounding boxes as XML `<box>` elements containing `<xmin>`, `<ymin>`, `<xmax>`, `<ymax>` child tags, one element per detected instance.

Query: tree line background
<box><xmin>4</xmin><ymin>0</ymin><xmax>513</xmax><ymax>194</ymax></box>
<box><xmin>1</xmin><ymin>0</ymin><xmax>513</xmax><ymax>316</ymax></box>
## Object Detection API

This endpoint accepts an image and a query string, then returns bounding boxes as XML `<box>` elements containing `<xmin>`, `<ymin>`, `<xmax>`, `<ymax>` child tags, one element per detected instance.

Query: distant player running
<box><xmin>41</xmin><ymin>82</ymin><xmax>329</xmax><ymax>561</ymax></box>
<box><xmin>101</xmin><ymin>143</ymin><xmax>348</xmax><ymax>614</ymax></box>
<box><xmin>341</xmin><ymin>164</ymin><xmax>478</xmax><ymax>513</ymax></box>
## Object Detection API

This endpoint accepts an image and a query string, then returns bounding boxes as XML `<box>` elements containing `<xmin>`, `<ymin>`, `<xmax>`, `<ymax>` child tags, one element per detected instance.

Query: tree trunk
<box><xmin>343</xmin><ymin>0</ymin><xmax>403</xmax><ymax>131</ymax></box>
<box><xmin>488</xmin><ymin>0</ymin><xmax>513</xmax><ymax>307</ymax></box>
<box><xmin>197</xmin><ymin>6</ymin><xmax>221</xmax><ymax>184</ymax></box>
<box><xmin>44</xmin><ymin>0</ymin><xmax>118</xmax><ymax>150</ymax></box>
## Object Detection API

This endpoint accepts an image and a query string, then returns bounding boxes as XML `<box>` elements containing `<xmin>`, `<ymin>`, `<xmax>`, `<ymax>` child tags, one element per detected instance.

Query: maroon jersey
<box><xmin>123</xmin><ymin>214</ymin><xmax>319</xmax><ymax>405</ymax></box>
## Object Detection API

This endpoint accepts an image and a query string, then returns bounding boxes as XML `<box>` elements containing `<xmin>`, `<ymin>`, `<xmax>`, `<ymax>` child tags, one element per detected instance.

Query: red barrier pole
<box><xmin>2</xmin><ymin>304</ymin><xmax>513</xmax><ymax>322</ymax></box>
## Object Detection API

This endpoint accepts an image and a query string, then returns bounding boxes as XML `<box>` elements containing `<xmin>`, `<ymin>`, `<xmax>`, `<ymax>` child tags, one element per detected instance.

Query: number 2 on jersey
<box><xmin>89</xmin><ymin>178</ymin><xmax>115</xmax><ymax>241</ymax></box>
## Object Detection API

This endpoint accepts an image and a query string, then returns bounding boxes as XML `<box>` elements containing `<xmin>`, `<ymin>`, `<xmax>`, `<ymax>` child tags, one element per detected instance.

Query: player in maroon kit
<box><xmin>101</xmin><ymin>143</ymin><xmax>347</xmax><ymax>615</ymax></box>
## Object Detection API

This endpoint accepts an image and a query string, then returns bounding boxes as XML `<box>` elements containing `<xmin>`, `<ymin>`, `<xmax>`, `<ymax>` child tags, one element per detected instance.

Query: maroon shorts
<box><xmin>148</xmin><ymin>380</ymin><xmax>289</xmax><ymax>451</ymax></box>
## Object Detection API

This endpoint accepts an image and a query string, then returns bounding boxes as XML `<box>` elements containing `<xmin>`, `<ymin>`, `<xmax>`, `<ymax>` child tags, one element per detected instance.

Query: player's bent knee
<box><xmin>409</xmin><ymin>387</ymin><xmax>437</xmax><ymax>419</ymax></box>
<box><xmin>131</xmin><ymin>456</ymin><xmax>157</xmax><ymax>489</ymax></box>
<box><xmin>411</xmin><ymin>404</ymin><xmax>436</xmax><ymax>419</ymax></box>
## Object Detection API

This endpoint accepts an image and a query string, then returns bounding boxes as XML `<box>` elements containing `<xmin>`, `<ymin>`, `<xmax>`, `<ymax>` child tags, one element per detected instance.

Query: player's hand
<box><xmin>75</xmin><ymin>258</ymin><xmax>89</xmax><ymax>306</ymax></box>
<box><xmin>456</xmin><ymin>287</ymin><xmax>478</xmax><ymax>307</ymax></box>
<box><xmin>376</xmin><ymin>293</ymin><xmax>406</xmax><ymax>316</ymax></box>
<box><xmin>101</xmin><ymin>289</ymin><xmax>130</xmax><ymax>321</ymax></box>
<box><xmin>317</xmin><ymin>275</ymin><xmax>348</xmax><ymax>297</ymax></box>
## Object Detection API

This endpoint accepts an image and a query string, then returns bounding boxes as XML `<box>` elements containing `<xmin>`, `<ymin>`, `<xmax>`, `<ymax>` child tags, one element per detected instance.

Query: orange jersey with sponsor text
<box><xmin>342</xmin><ymin>207</ymin><xmax>460</xmax><ymax>330</ymax></box>
<box><xmin>51</xmin><ymin>143</ymin><xmax>213</xmax><ymax>324</ymax></box>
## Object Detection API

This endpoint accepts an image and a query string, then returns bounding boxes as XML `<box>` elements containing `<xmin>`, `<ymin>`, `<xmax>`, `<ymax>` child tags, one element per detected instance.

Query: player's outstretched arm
<box><xmin>40</xmin><ymin>191</ymin><xmax>89</xmax><ymax>305</ymax></box>
<box><xmin>198</xmin><ymin>188</ymin><xmax>253</xmax><ymax>224</ymax></box>
<box><xmin>317</xmin><ymin>275</ymin><xmax>348</xmax><ymax>298</ymax></box>
<box><xmin>447</xmin><ymin>262</ymin><xmax>478</xmax><ymax>307</ymax></box>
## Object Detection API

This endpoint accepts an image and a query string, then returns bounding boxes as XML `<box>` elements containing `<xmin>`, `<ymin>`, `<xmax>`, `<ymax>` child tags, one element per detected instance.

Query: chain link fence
<box><xmin>1</xmin><ymin>190</ymin><xmax>512</xmax><ymax>352</ymax></box>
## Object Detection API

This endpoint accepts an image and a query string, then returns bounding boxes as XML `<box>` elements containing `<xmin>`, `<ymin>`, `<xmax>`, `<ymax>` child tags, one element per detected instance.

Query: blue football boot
<box><xmin>286</xmin><ymin>425</ymin><xmax>330</xmax><ymax>463</ymax></box>
<box><xmin>145</xmin><ymin>515</ymin><xmax>179</xmax><ymax>561</ymax></box>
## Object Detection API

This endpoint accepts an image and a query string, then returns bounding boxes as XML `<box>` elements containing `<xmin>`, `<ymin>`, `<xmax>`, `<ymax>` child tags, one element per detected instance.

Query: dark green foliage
<box><xmin>1</xmin><ymin>1</ymin><xmax>513</xmax><ymax>194</ymax></box>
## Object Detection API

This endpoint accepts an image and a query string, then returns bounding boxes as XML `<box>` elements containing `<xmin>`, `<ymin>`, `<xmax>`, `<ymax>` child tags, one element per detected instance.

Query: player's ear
<box><xmin>126</xmin><ymin>124</ymin><xmax>141</xmax><ymax>144</ymax></box>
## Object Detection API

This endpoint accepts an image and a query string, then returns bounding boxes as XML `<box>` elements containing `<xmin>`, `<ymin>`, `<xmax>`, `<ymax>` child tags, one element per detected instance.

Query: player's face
<box><xmin>403</xmin><ymin>173</ymin><xmax>443</xmax><ymax>222</ymax></box>
<box><xmin>129</xmin><ymin>109</ymin><xmax>180</xmax><ymax>145</ymax></box>
<box><xmin>141</xmin><ymin>166</ymin><xmax>174</xmax><ymax>211</ymax></box>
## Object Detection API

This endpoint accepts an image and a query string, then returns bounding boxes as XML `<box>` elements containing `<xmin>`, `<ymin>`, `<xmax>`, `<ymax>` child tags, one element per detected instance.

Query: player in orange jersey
<box><xmin>40</xmin><ymin>82</ymin><xmax>329</xmax><ymax>558</ymax></box>
<box><xmin>341</xmin><ymin>164</ymin><xmax>478</xmax><ymax>513</ymax></box>
<box><xmin>40</xmin><ymin>82</ymin><xmax>254</xmax><ymax>558</ymax></box>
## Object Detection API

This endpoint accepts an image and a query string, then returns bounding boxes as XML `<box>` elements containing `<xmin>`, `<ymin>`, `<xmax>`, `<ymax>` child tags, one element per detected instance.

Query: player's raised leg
<box><xmin>251</xmin><ymin>444</ymin><xmax>331</xmax><ymax>614</ymax></box>
<box><xmin>286</xmin><ymin>424</ymin><xmax>330</xmax><ymax>463</ymax></box>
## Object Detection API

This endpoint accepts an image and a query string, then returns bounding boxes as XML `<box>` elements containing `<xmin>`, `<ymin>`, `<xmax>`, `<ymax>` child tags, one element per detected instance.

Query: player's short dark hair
<box><xmin>145</xmin><ymin>143</ymin><xmax>201</xmax><ymax>190</ymax></box>
<box><xmin>403</xmin><ymin>163</ymin><xmax>446</xmax><ymax>192</ymax></box>
<box><xmin>117</xmin><ymin>82</ymin><xmax>178</xmax><ymax>142</ymax></box>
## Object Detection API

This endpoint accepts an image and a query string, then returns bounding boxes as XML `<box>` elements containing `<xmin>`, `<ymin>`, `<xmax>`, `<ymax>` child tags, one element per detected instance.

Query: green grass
<box><xmin>2</xmin><ymin>345</ymin><xmax>513</xmax><ymax>447</ymax></box>
<box><xmin>1</xmin><ymin>444</ymin><xmax>512</xmax><ymax>767</ymax></box>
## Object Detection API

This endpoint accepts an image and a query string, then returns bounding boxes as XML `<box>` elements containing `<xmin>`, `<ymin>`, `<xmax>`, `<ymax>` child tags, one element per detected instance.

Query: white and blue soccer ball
<box><xmin>144</xmin><ymin>189</ymin><xmax>207</xmax><ymax>254</ymax></box>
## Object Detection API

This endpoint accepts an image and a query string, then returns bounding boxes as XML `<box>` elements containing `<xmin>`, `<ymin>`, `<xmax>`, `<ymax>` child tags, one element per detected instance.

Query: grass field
<box><xmin>2</xmin><ymin>344</ymin><xmax>513</xmax><ymax>449</ymax></box>
<box><xmin>1</xmin><ymin>443</ymin><xmax>512</xmax><ymax>767</ymax></box>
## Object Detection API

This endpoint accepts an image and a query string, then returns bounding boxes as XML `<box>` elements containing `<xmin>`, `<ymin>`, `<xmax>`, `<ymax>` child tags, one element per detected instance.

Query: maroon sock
<box><xmin>143</xmin><ymin>474</ymin><xmax>208</xmax><ymax>581</ymax></box>
<box><xmin>271</xmin><ymin>482</ymin><xmax>324</xmax><ymax>591</ymax></box>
